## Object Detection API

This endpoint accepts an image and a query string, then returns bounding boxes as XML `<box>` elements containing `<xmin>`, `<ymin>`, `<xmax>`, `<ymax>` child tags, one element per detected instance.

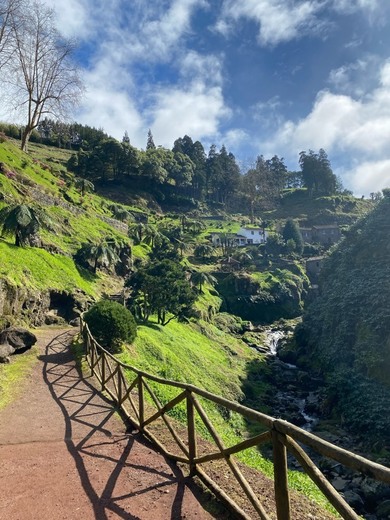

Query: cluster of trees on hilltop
<box><xmin>0</xmin><ymin>108</ymin><xmax>347</xmax><ymax>214</ymax></box>
<box><xmin>65</xmin><ymin>131</ymin><xmax>243</xmax><ymax>206</ymax></box>
<box><xmin>0</xmin><ymin>119</ymin><xmax>108</xmax><ymax>150</ymax></box>
<box><xmin>63</xmin><ymin>126</ymin><xmax>345</xmax><ymax>211</ymax></box>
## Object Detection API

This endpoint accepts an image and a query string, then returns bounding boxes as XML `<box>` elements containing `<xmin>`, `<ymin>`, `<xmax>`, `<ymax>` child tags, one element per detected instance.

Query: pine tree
<box><xmin>146</xmin><ymin>129</ymin><xmax>156</xmax><ymax>150</ymax></box>
<box><xmin>122</xmin><ymin>130</ymin><xmax>130</xmax><ymax>144</ymax></box>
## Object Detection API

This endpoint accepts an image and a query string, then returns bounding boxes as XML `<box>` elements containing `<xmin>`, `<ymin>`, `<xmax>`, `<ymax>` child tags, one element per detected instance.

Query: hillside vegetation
<box><xmin>0</xmin><ymin>139</ymin><xmax>129</xmax><ymax>306</ymax></box>
<box><xmin>0</xmin><ymin>134</ymin><xmax>381</xmax><ymax>515</ymax></box>
<box><xmin>295</xmin><ymin>192</ymin><xmax>390</xmax><ymax>447</ymax></box>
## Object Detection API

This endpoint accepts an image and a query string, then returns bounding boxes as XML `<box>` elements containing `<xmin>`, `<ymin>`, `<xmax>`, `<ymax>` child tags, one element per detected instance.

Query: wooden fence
<box><xmin>81</xmin><ymin>320</ymin><xmax>390</xmax><ymax>520</ymax></box>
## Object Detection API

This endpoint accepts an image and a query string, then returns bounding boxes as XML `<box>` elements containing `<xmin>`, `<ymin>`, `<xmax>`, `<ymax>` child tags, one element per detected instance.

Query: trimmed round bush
<box><xmin>84</xmin><ymin>300</ymin><xmax>137</xmax><ymax>353</ymax></box>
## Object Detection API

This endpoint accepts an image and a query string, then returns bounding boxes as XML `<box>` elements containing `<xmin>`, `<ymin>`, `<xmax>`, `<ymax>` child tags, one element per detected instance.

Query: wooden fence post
<box><xmin>117</xmin><ymin>367</ymin><xmax>122</xmax><ymax>405</ymax></box>
<box><xmin>138</xmin><ymin>375</ymin><xmax>144</xmax><ymax>429</ymax></box>
<box><xmin>272</xmin><ymin>429</ymin><xmax>291</xmax><ymax>520</ymax></box>
<box><xmin>101</xmin><ymin>351</ymin><xmax>106</xmax><ymax>391</ymax></box>
<box><xmin>186</xmin><ymin>391</ymin><xmax>197</xmax><ymax>475</ymax></box>
<box><xmin>90</xmin><ymin>340</ymin><xmax>94</xmax><ymax>377</ymax></box>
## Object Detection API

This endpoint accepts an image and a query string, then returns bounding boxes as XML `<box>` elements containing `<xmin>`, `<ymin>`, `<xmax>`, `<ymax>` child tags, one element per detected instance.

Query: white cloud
<box><xmin>41</xmin><ymin>0</ymin><xmax>94</xmax><ymax>38</ymax></box>
<box><xmin>180</xmin><ymin>51</ymin><xmax>224</xmax><ymax>86</ymax></box>
<box><xmin>328</xmin><ymin>59</ymin><xmax>370</xmax><ymax>95</ymax></box>
<box><xmin>252</xmin><ymin>96</ymin><xmax>285</xmax><ymax>127</ymax></box>
<box><xmin>78</xmin><ymin>85</ymin><xmax>145</xmax><ymax>146</ymax></box>
<box><xmin>148</xmin><ymin>82</ymin><xmax>230</xmax><ymax>147</ymax></box>
<box><xmin>331</xmin><ymin>0</ymin><xmax>379</xmax><ymax>14</ymax></box>
<box><xmin>217</xmin><ymin>0</ymin><xmax>385</xmax><ymax>47</ymax></box>
<box><xmin>43</xmin><ymin>0</ymin><xmax>207</xmax><ymax>62</ymax></box>
<box><xmin>75</xmin><ymin>47</ymin><xmax>229</xmax><ymax>150</ymax></box>
<box><xmin>221</xmin><ymin>128</ymin><xmax>249</xmax><ymax>149</ymax></box>
<box><xmin>356</xmin><ymin>0</ymin><xmax>379</xmax><ymax>7</ymax></box>
<box><xmin>121</xmin><ymin>0</ymin><xmax>207</xmax><ymax>63</ymax></box>
<box><xmin>326</xmin><ymin>56</ymin><xmax>387</xmax><ymax>98</ymax></box>
<box><xmin>263</xmin><ymin>59</ymin><xmax>390</xmax><ymax>194</ymax></box>
<box><xmin>345</xmin><ymin>159</ymin><xmax>390</xmax><ymax>195</ymax></box>
<box><xmin>218</xmin><ymin>0</ymin><xmax>325</xmax><ymax>46</ymax></box>
<box><xmin>76</xmin><ymin>59</ymin><xmax>144</xmax><ymax>144</ymax></box>
<box><xmin>380</xmin><ymin>61</ymin><xmax>390</xmax><ymax>86</ymax></box>
<box><xmin>270</xmin><ymin>87</ymin><xmax>390</xmax><ymax>155</ymax></box>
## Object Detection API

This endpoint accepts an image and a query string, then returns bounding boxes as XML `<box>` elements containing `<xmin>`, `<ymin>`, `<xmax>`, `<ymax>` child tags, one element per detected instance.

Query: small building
<box><xmin>306</xmin><ymin>256</ymin><xmax>325</xmax><ymax>282</ymax></box>
<box><xmin>237</xmin><ymin>227</ymin><xmax>268</xmax><ymax>245</ymax></box>
<box><xmin>210</xmin><ymin>227</ymin><xmax>268</xmax><ymax>248</ymax></box>
<box><xmin>220</xmin><ymin>256</ymin><xmax>241</xmax><ymax>271</ymax></box>
<box><xmin>300</xmin><ymin>224</ymin><xmax>341</xmax><ymax>246</ymax></box>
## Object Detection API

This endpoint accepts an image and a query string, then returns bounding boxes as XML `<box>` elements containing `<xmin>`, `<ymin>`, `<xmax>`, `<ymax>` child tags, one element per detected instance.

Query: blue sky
<box><xmin>38</xmin><ymin>1</ymin><xmax>390</xmax><ymax>194</ymax></box>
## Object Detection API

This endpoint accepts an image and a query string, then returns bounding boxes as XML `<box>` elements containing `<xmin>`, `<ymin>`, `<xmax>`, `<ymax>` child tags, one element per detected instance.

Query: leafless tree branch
<box><xmin>3</xmin><ymin>0</ymin><xmax>83</xmax><ymax>151</ymax></box>
<box><xmin>0</xmin><ymin>0</ymin><xmax>21</xmax><ymax>70</ymax></box>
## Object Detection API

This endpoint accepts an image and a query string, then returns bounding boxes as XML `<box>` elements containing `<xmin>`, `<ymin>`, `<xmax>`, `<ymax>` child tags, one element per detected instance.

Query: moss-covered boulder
<box><xmin>217</xmin><ymin>268</ymin><xmax>308</xmax><ymax>323</ymax></box>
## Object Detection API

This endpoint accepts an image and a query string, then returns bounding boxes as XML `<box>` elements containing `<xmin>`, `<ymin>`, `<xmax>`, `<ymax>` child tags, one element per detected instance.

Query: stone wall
<box><xmin>0</xmin><ymin>278</ymin><xmax>91</xmax><ymax>327</ymax></box>
<box><xmin>29</xmin><ymin>186</ymin><xmax>128</xmax><ymax>234</ymax></box>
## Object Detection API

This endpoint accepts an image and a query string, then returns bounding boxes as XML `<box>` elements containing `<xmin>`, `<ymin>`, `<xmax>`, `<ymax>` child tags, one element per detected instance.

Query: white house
<box><xmin>210</xmin><ymin>227</ymin><xmax>268</xmax><ymax>247</ymax></box>
<box><xmin>237</xmin><ymin>227</ymin><xmax>268</xmax><ymax>245</ymax></box>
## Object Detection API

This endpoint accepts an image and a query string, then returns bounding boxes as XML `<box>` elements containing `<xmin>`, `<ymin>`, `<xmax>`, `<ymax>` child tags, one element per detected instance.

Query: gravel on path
<box><xmin>0</xmin><ymin>327</ymin><xmax>219</xmax><ymax>520</ymax></box>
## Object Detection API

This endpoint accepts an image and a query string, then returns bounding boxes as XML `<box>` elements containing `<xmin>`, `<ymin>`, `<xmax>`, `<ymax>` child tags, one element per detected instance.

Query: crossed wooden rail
<box><xmin>81</xmin><ymin>320</ymin><xmax>390</xmax><ymax>520</ymax></box>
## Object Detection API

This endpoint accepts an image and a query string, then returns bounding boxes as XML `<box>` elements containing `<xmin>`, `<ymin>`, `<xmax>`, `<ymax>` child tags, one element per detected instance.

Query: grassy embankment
<box><xmin>115</xmin><ymin>315</ymin><xmax>338</xmax><ymax>515</ymax></box>
<box><xmin>0</xmin><ymin>344</ymin><xmax>39</xmax><ymax>411</ymax></box>
<box><xmin>0</xmin><ymin>139</ymin><xmax>135</xmax><ymax>291</ymax></box>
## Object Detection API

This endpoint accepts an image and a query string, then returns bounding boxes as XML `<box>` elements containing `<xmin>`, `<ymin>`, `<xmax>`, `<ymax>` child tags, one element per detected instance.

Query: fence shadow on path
<box><xmin>38</xmin><ymin>330</ymin><xmax>217</xmax><ymax>520</ymax></box>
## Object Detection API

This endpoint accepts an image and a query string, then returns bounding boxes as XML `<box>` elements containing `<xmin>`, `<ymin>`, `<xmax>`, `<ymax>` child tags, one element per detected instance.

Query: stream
<box><xmin>263</xmin><ymin>329</ymin><xmax>320</xmax><ymax>432</ymax></box>
<box><xmin>256</xmin><ymin>328</ymin><xmax>390</xmax><ymax>520</ymax></box>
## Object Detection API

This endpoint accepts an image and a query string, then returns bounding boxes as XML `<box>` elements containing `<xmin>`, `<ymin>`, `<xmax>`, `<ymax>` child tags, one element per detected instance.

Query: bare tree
<box><xmin>0</xmin><ymin>0</ymin><xmax>20</xmax><ymax>70</ymax></box>
<box><xmin>7</xmin><ymin>1</ymin><xmax>83</xmax><ymax>151</ymax></box>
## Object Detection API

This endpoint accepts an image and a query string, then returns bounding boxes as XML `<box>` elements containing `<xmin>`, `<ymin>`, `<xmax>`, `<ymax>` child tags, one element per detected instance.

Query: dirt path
<box><xmin>0</xmin><ymin>327</ymin><xmax>220</xmax><ymax>520</ymax></box>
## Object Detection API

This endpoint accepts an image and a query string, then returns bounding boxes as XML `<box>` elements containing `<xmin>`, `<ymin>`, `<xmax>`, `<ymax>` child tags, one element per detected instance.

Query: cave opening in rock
<box><xmin>49</xmin><ymin>291</ymin><xmax>78</xmax><ymax>322</ymax></box>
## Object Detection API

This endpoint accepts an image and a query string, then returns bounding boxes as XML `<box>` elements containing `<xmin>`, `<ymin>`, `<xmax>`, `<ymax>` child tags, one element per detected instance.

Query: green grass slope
<box><xmin>118</xmin><ymin>318</ymin><xmax>337</xmax><ymax>514</ymax></box>
<box><xmin>0</xmin><ymin>241</ymin><xmax>96</xmax><ymax>294</ymax></box>
<box><xmin>0</xmin><ymin>138</ymin><xmax>133</xmax><ymax>298</ymax></box>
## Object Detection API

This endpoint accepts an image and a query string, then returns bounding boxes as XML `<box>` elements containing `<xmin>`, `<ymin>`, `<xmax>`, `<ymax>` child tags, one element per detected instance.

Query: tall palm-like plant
<box><xmin>180</xmin><ymin>215</ymin><xmax>188</xmax><ymax>232</ymax></box>
<box><xmin>75</xmin><ymin>240</ymin><xmax>120</xmax><ymax>273</ymax></box>
<box><xmin>189</xmin><ymin>270</ymin><xmax>217</xmax><ymax>293</ymax></box>
<box><xmin>194</xmin><ymin>243</ymin><xmax>215</xmax><ymax>261</ymax></box>
<box><xmin>189</xmin><ymin>220</ymin><xmax>205</xmax><ymax>234</ymax></box>
<box><xmin>0</xmin><ymin>203</ymin><xmax>49</xmax><ymax>246</ymax></box>
<box><xmin>109</xmin><ymin>204</ymin><xmax>134</xmax><ymax>223</ymax></box>
<box><xmin>142</xmin><ymin>225</ymin><xmax>166</xmax><ymax>248</ymax></box>
<box><xmin>232</xmin><ymin>250</ymin><xmax>253</xmax><ymax>267</ymax></box>
<box><xmin>128</xmin><ymin>222</ymin><xmax>157</xmax><ymax>244</ymax></box>
<box><xmin>128</xmin><ymin>222</ymin><xmax>144</xmax><ymax>244</ymax></box>
<box><xmin>173</xmin><ymin>237</ymin><xmax>192</xmax><ymax>257</ymax></box>
<box><xmin>75</xmin><ymin>177</ymin><xmax>94</xmax><ymax>197</ymax></box>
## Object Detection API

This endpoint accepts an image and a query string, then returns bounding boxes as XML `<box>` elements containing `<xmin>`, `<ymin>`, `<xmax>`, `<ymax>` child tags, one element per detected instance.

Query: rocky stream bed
<box><xmin>249</xmin><ymin>328</ymin><xmax>390</xmax><ymax>520</ymax></box>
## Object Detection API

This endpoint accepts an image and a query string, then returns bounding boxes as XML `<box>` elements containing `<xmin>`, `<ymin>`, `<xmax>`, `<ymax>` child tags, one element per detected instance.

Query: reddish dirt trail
<box><xmin>0</xmin><ymin>327</ymin><xmax>220</xmax><ymax>520</ymax></box>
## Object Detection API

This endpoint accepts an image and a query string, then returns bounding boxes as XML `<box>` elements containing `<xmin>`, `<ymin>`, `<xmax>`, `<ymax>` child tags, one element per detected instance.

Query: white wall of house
<box><xmin>211</xmin><ymin>228</ymin><xmax>268</xmax><ymax>247</ymax></box>
<box><xmin>237</xmin><ymin>228</ymin><xmax>268</xmax><ymax>244</ymax></box>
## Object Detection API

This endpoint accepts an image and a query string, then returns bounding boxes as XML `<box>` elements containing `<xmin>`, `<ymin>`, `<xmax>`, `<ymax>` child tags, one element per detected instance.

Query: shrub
<box><xmin>84</xmin><ymin>300</ymin><xmax>137</xmax><ymax>353</ymax></box>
